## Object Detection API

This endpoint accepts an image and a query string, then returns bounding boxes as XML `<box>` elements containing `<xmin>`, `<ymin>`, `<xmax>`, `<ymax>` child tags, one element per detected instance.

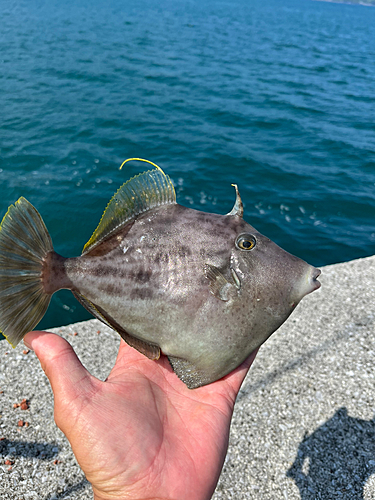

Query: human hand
<box><xmin>24</xmin><ymin>330</ymin><xmax>257</xmax><ymax>500</ymax></box>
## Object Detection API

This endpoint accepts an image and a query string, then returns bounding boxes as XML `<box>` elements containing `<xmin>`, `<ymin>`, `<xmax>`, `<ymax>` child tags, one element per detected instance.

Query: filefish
<box><xmin>0</xmin><ymin>159</ymin><xmax>321</xmax><ymax>388</ymax></box>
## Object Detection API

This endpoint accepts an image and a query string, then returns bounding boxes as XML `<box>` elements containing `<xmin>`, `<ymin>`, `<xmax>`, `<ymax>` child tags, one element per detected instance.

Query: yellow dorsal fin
<box><xmin>82</xmin><ymin>161</ymin><xmax>176</xmax><ymax>255</ymax></box>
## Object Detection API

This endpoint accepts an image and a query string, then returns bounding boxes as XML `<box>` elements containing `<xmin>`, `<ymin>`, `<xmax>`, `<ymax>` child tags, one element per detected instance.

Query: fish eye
<box><xmin>235</xmin><ymin>234</ymin><xmax>256</xmax><ymax>251</ymax></box>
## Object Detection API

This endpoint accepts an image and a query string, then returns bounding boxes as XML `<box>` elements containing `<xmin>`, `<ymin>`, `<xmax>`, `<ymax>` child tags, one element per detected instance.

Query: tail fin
<box><xmin>0</xmin><ymin>197</ymin><xmax>53</xmax><ymax>347</ymax></box>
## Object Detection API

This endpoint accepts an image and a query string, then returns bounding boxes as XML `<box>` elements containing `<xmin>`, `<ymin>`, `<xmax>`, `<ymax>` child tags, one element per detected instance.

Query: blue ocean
<box><xmin>1</xmin><ymin>0</ymin><xmax>374</xmax><ymax>331</ymax></box>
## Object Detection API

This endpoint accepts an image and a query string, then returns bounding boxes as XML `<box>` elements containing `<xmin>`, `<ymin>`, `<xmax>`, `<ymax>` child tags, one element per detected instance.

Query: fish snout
<box><xmin>289</xmin><ymin>265</ymin><xmax>321</xmax><ymax>310</ymax></box>
<box><xmin>311</xmin><ymin>267</ymin><xmax>321</xmax><ymax>291</ymax></box>
<box><xmin>302</xmin><ymin>266</ymin><xmax>321</xmax><ymax>297</ymax></box>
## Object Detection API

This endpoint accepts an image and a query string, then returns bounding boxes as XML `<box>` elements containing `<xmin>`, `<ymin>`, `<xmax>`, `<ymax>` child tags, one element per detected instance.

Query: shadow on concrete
<box><xmin>0</xmin><ymin>438</ymin><xmax>59</xmax><ymax>460</ymax></box>
<box><xmin>44</xmin><ymin>479</ymin><xmax>91</xmax><ymax>500</ymax></box>
<box><xmin>287</xmin><ymin>407</ymin><xmax>375</xmax><ymax>499</ymax></box>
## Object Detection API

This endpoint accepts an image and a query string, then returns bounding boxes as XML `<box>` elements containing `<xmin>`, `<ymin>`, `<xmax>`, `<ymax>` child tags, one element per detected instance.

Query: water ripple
<box><xmin>0</xmin><ymin>0</ymin><xmax>374</xmax><ymax>328</ymax></box>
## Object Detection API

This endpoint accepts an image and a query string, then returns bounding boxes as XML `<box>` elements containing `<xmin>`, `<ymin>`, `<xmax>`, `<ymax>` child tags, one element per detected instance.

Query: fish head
<box><xmin>227</xmin><ymin>215</ymin><xmax>321</xmax><ymax>331</ymax></box>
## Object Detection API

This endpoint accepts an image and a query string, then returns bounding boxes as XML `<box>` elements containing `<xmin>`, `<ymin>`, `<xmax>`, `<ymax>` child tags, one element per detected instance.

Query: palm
<box><xmin>25</xmin><ymin>332</ymin><xmax>257</xmax><ymax>500</ymax></box>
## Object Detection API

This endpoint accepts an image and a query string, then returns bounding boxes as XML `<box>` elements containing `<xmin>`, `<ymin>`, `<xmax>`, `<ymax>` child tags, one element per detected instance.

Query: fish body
<box><xmin>0</xmin><ymin>164</ymin><xmax>321</xmax><ymax>388</ymax></box>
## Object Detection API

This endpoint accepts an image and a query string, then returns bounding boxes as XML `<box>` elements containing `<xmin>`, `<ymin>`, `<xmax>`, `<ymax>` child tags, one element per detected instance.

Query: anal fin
<box><xmin>71</xmin><ymin>290</ymin><xmax>160</xmax><ymax>360</ymax></box>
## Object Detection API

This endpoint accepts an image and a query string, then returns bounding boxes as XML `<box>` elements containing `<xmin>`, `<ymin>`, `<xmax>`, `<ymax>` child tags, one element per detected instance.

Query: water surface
<box><xmin>1</xmin><ymin>0</ymin><xmax>374</xmax><ymax>329</ymax></box>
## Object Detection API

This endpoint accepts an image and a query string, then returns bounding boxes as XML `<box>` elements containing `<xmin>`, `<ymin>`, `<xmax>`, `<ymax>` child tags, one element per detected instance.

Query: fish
<box><xmin>0</xmin><ymin>159</ymin><xmax>321</xmax><ymax>389</ymax></box>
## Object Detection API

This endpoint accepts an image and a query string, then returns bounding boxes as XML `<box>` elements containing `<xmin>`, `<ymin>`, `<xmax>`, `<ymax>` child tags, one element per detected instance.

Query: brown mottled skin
<box><xmin>42</xmin><ymin>203</ymin><xmax>320</xmax><ymax>388</ymax></box>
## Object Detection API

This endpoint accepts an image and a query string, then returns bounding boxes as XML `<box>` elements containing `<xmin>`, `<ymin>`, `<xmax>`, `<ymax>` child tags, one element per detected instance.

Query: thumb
<box><xmin>217</xmin><ymin>348</ymin><xmax>259</xmax><ymax>405</ymax></box>
<box><xmin>24</xmin><ymin>331</ymin><xmax>93</xmax><ymax>405</ymax></box>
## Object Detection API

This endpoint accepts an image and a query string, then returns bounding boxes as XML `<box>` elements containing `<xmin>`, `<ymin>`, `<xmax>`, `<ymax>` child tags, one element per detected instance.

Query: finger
<box><xmin>220</xmin><ymin>348</ymin><xmax>259</xmax><ymax>396</ymax></box>
<box><xmin>24</xmin><ymin>331</ymin><xmax>93</xmax><ymax>401</ymax></box>
<box><xmin>115</xmin><ymin>337</ymin><xmax>156</xmax><ymax>365</ymax></box>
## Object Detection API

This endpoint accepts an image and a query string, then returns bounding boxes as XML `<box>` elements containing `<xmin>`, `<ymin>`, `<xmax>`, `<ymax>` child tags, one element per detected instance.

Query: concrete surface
<box><xmin>0</xmin><ymin>255</ymin><xmax>374</xmax><ymax>500</ymax></box>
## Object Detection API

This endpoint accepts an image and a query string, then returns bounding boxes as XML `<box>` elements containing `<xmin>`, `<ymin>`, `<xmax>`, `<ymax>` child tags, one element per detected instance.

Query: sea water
<box><xmin>0</xmin><ymin>0</ymin><xmax>374</xmax><ymax>329</ymax></box>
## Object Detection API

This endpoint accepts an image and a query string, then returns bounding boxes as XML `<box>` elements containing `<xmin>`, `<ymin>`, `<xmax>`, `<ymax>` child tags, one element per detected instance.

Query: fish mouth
<box><xmin>311</xmin><ymin>268</ymin><xmax>321</xmax><ymax>291</ymax></box>
<box><xmin>299</xmin><ymin>267</ymin><xmax>321</xmax><ymax>298</ymax></box>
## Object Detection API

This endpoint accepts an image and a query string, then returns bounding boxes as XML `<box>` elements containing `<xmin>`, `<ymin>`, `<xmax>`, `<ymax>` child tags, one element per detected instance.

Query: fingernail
<box><xmin>23</xmin><ymin>337</ymin><xmax>34</xmax><ymax>351</ymax></box>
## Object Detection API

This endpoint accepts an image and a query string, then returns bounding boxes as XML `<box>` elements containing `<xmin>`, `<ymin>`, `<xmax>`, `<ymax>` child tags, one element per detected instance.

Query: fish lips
<box><xmin>304</xmin><ymin>267</ymin><xmax>321</xmax><ymax>296</ymax></box>
<box><xmin>311</xmin><ymin>268</ymin><xmax>322</xmax><ymax>291</ymax></box>
<box><xmin>293</xmin><ymin>266</ymin><xmax>321</xmax><ymax>304</ymax></box>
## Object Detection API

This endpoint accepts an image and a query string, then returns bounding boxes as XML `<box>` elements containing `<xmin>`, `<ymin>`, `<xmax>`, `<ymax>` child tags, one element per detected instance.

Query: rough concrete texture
<box><xmin>0</xmin><ymin>255</ymin><xmax>374</xmax><ymax>500</ymax></box>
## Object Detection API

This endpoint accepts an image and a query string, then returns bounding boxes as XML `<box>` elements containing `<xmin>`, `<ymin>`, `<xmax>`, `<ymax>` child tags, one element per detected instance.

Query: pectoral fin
<box><xmin>71</xmin><ymin>291</ymin><xmax>160</xmax><ymax>360</ymax></box>
<box><xmin>204</xmin><ymin>264</ymin><xmax>236</xmax><ymax>301</ymax></box>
